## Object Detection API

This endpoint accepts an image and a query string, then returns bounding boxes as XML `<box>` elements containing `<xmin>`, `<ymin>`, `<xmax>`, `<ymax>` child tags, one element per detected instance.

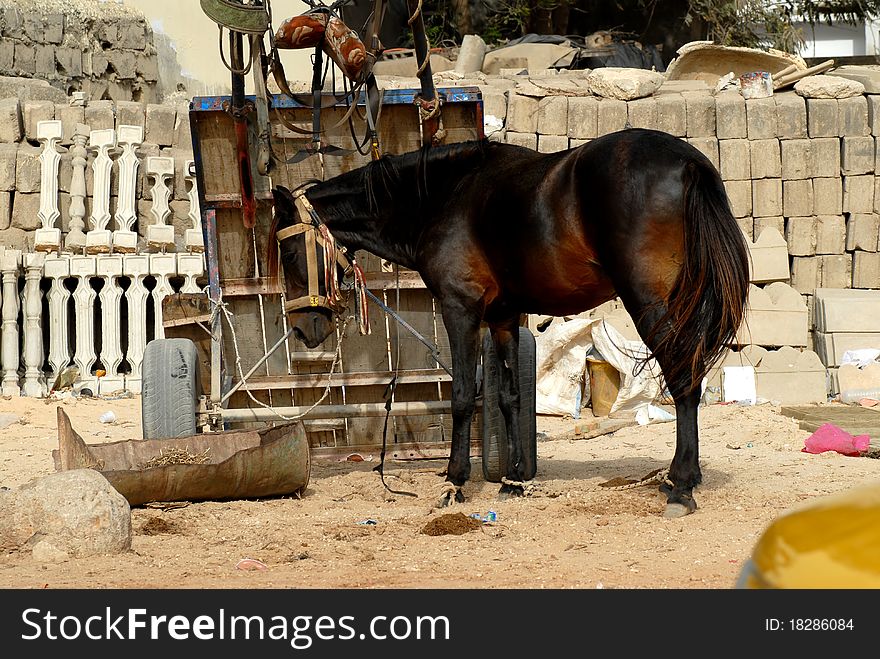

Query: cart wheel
<box><xmin>481</xmin><ymin>327</ymin><xmax>537</xmax><ymax>483</ymax></box>
<box><xmin>142</xmin><ymin>338</ymin><xmax>201</xmax><ymax>439</ymax></box>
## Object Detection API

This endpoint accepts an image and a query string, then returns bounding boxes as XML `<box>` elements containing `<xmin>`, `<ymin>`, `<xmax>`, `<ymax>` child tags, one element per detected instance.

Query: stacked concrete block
<box><xmin>596</xmin><ymin>98</ymin><xmax>627</xmax><ymax>136</ymax></box>
<box><xmin>746</xmin><ymin>227</ymin><xmax>790</xmax><ymax>283</ymax></box>
<box><xmin>709</xmin><ymin>345</ymin><xmax>827</xmax><ymax>404</ymax></box>
<box><xmin>655</xmin><ymin>94</ymin><xmax>686</xmax><ymax>137</ymax></box>
<box><xmin>719</xmin><ymin>138</ymin><xmax>750</xmax><ymax>180</ymax></box>
<box><xmin>736</xmin><ymin>282</ymin><xmax>809</xmax><ymax>347</ymax></box>
<box><xmin>813</xmin><ymin>288</ymin><xmax>880</xmax><ymax>367</ymax></box>
<box><xmin>567</xmin><ymin>96</ymin><xmax>598</xmax><ymax>140</ymax></box>
<box><xmin>774</xmin><ymin>93</ymin><xmax>807</xmax><ymax>139</ymax></box>
<box><xmin>837</xmin><ymin>362</ymin><xmax>880</xmax><ymax>399</ymax></box>
<box><xmin>536</xmin><ymin>96</ymin><xmax>567</xmax><ymax>136</ymax></box>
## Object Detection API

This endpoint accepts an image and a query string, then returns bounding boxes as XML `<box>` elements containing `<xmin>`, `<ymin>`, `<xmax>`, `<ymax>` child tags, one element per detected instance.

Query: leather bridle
<box><xmin>275</xmin><ymin>190</ymin><xmax>370</xmax><ymax>334</ymax></box>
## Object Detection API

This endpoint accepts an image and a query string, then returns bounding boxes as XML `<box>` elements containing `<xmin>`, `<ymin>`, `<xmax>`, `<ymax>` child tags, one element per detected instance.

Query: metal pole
<box><xmin>220</xmin><ymin>400</ymin><xmax>457</xmax><ymax>423</ymax></box>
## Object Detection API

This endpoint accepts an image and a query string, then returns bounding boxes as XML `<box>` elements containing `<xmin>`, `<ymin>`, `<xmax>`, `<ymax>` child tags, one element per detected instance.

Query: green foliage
<box><xmin>421</xmin><ymin>1</ymin><xmax>880</xmax><ymax>53</ymax></box>
<box><xmin>686</xmin><ymin>1</ymin><xmax>880</xmax><ymax>53</ymax></box>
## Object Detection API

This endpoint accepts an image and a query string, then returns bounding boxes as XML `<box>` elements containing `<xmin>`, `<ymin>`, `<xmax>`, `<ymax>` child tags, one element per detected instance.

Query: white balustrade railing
<box><xmin>0</xmin><ymin>119</ymin><xmax>208</xmax><ymax>398</ymax></box>
<box><xmin>0</xmin><ymin>251</ymin><xmax>206</xmax><ymax>397</ymax></box>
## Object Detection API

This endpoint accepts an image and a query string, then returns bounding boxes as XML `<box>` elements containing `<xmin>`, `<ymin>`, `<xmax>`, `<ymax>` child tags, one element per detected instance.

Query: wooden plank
<box><xmin>215</xmin><ymin>207</ymin><xmax>255</xmax><ymax>280</ymax></box>
<box><xmin>366</xmin><ymin>271</ymin><xmax>427</xmax><ymax>290</ymax></box>
<box><xmin>192</xmin><ymin>113</ymin><xmax>240</xmax><ymax>198</ymax></box>
<box><xmin>391</xmin><ymin>288</ymin><xmax>445</xmax><ymax>443</ymax></box>
<box><xmin>219</xmin><ymin>277</ymin><xmax>283</xmax><ymax>297</ymax></box>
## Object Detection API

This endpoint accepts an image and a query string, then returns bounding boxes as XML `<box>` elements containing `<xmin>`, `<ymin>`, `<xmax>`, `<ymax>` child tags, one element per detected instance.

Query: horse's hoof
<box><xmin>437</xmin><ymin>487</ymin><xmax>465</xmax><ymax>508</ymax></box>
<box><xmin>663</xmin><ymin>503</ymin><xmax>690</xmax><ymax>518</ymax></box>
<box><xmin>498</xmin><ymin>483</ymin><xmax>525</xmax><ymax>500</ymax></box>
<box><xmin>663</xmin><ymin>496</ymin><xmax>697</xmax><ymax>518</ymax></box>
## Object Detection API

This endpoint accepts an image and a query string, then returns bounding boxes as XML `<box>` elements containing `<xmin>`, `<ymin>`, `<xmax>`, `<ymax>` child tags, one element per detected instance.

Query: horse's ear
<box><xmin>272</xmin><ymin>186</ymin><xmax>295</xmax><ymax>216</ymax></box>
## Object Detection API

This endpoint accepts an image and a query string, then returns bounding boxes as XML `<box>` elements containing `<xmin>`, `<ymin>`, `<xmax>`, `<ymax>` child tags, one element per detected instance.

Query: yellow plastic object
<box><xmin>588</xmin><ymin>360</ymin><xmax>620</xmax><ymax>417</ymax></box>
<box><xmin>738</xmin><ymin>483</ymin><xmax>880</xmax><ymax>588</ymax></box>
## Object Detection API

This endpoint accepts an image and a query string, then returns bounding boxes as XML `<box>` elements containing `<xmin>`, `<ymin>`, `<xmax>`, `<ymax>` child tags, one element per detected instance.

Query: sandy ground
<box><xmin>1</xmin><ymin>394</ymin><xmax>879</xmax><ymax>589</ymax></box>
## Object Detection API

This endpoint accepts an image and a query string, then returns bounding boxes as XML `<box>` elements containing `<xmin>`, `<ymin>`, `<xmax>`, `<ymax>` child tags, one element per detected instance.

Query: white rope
<box><xmin>210</xmin><ymin>287</ymin><xmax>352</xmax><ymax>422</ymax></box>
<box><xmin>501</xmin><ymin>476</ymin><xmax>539</xmax><ymax>496</ymax></box>
<box><xmin>438</xmin><ymin>481</ymin><xmax>460</xmax><ymax>502</ymax></box>
<box><xmin>603</xmin><ymin>468</ymin><xmax>672</xmax><ymax>491</ymax></box>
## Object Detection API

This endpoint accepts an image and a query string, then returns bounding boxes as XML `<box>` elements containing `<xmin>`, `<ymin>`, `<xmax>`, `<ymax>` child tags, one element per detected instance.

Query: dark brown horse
<box><xmin>269</xmin><ymin>128</ymin><xmax>749</xmax><ymax>517</ymax></box>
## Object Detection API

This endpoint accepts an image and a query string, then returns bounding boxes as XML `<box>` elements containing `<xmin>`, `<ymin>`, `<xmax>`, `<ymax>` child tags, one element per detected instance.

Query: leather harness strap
<box><xmin>276</xmin><ymin>192</ymin><xmax>355</xmax><ymax>315</ymax></box>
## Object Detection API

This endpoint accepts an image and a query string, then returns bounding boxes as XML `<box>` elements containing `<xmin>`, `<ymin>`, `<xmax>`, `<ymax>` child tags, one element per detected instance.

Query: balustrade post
<box><xmin>97</xmin><ymin>255</ymin><xmax>125</xmax><ymax>395</ymax></box>
<box><xmin>85</xmin><ymin>129</ymin><xmax>117</xmax><ymax>255</ymax></box>
<box><xmin>113</xmin><ymin>125</ymin><xmax>144</xmax><ymax>254</ymax></box>
<box><xmin>146</xmin><ymin>156</ymin><xmax>176</xmax><ymax>251</ymax></box>
<box><xmin>21</xmin><ymin>253</ymin><xmax>47</xmax><ymax>396</ymax></box>
<box><xmin>44</xmin><ymin>255</ymin><xmax>71</xmax><ymax>382</ymax></box>
<box><xmin>70</xmin><ymin>256</ymin><xmax>97</xmax><ymax>392</ymax></box>
<box><xmin>123</xmin><ymin>254</ymin><xmax>149</xmax><ymax>393</ymax></box>
<box><xmin>65</xmin><ymin>124</ymin><xmax>90</xmax><ymax>253</ymax></box>
<box><xmin>34</xmin><ymin>120</ymin><xmax>63</xmax><ymax>254</ymax></box>
<box><xmin>1</xmin><ymin>249</ymin><xmax>21</xmax><ymax>396</ymax></box>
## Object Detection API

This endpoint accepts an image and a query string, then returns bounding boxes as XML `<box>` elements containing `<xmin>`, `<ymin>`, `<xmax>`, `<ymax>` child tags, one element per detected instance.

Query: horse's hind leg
<box><xmin>660</xmin><ymin>387</ymin><xmax>702</xmax><ymax>518</ymax></box>
<box><xmin>490</xmin><ymin>320</ymin><xmax>526</xmax><ymax>499</ymax></box>
<box><xmin>624</xmin><ymin>299</ymin><xmax>703</xmax><ymax>517</ymax></box>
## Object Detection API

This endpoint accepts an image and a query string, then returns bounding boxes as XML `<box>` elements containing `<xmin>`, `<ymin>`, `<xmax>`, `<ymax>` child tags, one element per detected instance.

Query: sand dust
<box><xmin>1</xmin><ymin>394</ymin><xmax>879</xmax><ymax>589</ymax></box>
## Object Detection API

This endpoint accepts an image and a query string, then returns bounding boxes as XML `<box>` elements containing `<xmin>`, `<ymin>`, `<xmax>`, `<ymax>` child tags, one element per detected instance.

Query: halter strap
<box><xmin>274</xmin><ymin>191</ymin><xmax>367</xmax><ymax>331</ymax></box>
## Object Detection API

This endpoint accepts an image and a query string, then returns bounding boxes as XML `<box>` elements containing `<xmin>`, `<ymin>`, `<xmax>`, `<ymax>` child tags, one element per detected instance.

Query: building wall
<box><xmin>113</xmin><ymin>0</ymin><xmax>316</xmax><ymax>98</ymax></box>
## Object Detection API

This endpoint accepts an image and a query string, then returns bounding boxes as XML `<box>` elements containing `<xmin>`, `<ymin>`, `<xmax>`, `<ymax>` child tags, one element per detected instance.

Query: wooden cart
<box><xmin>146</xmin><ymin>87</ymin><xmax>487</xmax><ymax>460</ymax></box>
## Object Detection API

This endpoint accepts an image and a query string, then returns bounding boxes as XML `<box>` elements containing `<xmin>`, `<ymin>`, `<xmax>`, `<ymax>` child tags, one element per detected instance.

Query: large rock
<box><xmin>0</xmin><ymin>76</ymin><xmax>67</xmax><ymax>104</ymax></box>
<box><xmin>586</xmin><ymin>67</ymin><xmax>664</xmax><ymax>101</ymax></box>
<box><xmin>0</xmin><ymin>469</ymin><xmax>131</xmax><ymax>559</ymax></box>
<box><xmin>794</xmin><ymin>75</ymin><xmax>865</xmax><ymax>99</ymax></box>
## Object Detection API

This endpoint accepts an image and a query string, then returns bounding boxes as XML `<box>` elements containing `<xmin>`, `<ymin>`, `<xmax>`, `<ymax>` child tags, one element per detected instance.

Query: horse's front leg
<box><xmin>438</xmin><ymin>302</ymin><xmax>481</xmax><ymax>507</ymax></box>
<box><xmin>490</xmin><ymin>321</ymin><xmax>525</xmax><ymax>499</ymax></box>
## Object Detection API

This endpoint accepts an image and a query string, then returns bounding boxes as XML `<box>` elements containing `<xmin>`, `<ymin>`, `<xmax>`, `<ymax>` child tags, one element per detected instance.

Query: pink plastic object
<box><xmin>802</xmin><ymin>423</ymin><xmax>870</xmax><ymax>457</ymax></box>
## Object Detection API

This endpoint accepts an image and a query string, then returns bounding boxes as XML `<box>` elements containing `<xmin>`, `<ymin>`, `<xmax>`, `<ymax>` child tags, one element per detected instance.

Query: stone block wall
<box><xmin>0</xmin><ymin>95</ymin><xmax>194</xmax><ymax>253</ymax></box>
<box><xmin>0</xmin><ymin>0</ymin><xmax>158</xmax><ymax>103</ymax></box>
<box><xmin>452</xmin><ymin>66</ymin><xmax>880</xmax><ymax>400</ymax></box>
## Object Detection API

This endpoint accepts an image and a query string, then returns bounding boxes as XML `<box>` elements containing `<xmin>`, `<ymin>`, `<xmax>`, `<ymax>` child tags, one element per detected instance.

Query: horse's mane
<box><xmin>267</xmin><ymin>141</ymin><xmax>491</xmax><ymax>281</ymax></box>
<box><xmin>363</xmin><ymin>139</ymin><xmax>490</xmax><ymax>213</ymax></box>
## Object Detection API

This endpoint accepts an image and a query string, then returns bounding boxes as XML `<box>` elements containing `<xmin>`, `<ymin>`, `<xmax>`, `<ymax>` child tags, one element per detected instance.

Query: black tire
<box><xmin>481</xmin><ymin>327</ymin><xmax>537</xmax><ymax>483</ymax></box>
<box><xmin>142</xmin><ymin>338</ymin><xmax>201</xmax><ymax>439</ymax></box>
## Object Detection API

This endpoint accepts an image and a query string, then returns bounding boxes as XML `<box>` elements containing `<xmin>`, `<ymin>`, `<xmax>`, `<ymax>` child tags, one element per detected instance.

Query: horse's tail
<box><xmin>646</xmin><ymin>160</ymin><xmax>750</xmax><ymax>396</ymax></box>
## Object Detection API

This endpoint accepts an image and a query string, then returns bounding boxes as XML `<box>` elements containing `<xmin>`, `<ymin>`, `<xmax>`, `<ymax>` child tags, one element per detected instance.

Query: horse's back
<box><xmin>452</xmin><ymin>131</ymin><xmax>729</xmax><ymax>317</ymax></box>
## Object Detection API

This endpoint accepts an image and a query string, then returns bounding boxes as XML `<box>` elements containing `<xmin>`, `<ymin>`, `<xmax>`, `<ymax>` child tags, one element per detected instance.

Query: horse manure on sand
<box><xmin>421</xmin><ymin>513</ymin><xmax>483</xmax><ymax>536</ymax></box>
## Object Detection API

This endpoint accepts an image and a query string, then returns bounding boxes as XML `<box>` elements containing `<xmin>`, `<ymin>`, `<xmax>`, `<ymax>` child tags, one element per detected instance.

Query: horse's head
<box><xmin>269</xmin><ymin>185</ymin><xmax>352</xmax><ymax>349</ymax></box>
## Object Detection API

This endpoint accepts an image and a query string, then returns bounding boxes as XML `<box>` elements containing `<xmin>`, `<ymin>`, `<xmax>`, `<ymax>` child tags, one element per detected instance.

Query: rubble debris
<box><xmin>586</xmin><ymin>67</ymin><xmax>664</xmax><ymax>101</ymax></box>
<box><xmin>794</xmin><ymin>74</ymin><xmax>865</xmax><ymax>99</ymax></box>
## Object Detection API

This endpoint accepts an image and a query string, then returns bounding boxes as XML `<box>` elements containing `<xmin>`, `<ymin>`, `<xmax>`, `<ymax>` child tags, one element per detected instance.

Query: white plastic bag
<box><xmin>591</xmin><ymin>320</ymin><xmax>663</xmax><ymax>415</ymax></box>
<box><xmin>534</xmin><ymin>319</ymin><xmax>593</xmax><ymax>418</ymax></box>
